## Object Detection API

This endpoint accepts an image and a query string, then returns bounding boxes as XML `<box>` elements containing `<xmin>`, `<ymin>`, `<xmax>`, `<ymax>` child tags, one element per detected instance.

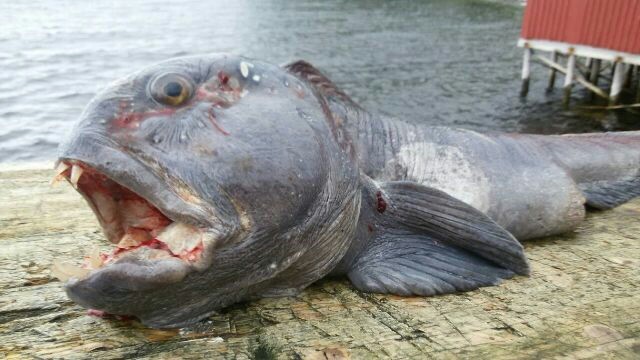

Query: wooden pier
<box><xmin>518</xmin><ymin>0</ymin><xmax>640</xmax><ymax>106</ymax></box>
<box><xmin>1</xmin><ymin>167</ymin><xmax>639</xmax><ymax>359</ymax></box>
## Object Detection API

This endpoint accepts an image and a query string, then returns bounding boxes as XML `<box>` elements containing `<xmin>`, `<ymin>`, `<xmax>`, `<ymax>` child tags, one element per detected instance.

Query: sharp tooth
<box><xmin>88</xmin><ymin>246</ymin><xmax>103</xmax><ymax>269</ymax></box>
<box><xmin>69</xmin><ymin>165</ymin><xmax>83</xmax><ymax>188</ymax></box>
<box><xmin>156</xmin><ymin>222</ymin><xmax>203</xmax><ymax>254</ymax></box>
<box><xmin>50</xmin><ymin>260</ymin><xmax>90</xmax><ymax>282</ymax></box>
<box><xmin>54</xmin><ymin>162</ymin><xmax>70</xmax><ymax>175</ymax></box>
<box><xmin>117</xmin><ymin>228</ymin><xmax>151</xmax><ymax>248</ymax></box>
<box><xmin>50</xmin><ymin>162</ymin><xmax>70</xmax><ymax>187</ymax></box>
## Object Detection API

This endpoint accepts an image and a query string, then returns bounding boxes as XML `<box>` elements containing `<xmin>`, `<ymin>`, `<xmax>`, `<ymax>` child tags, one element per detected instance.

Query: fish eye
<box><xmin>149</xmin><ymin>73</ymin><xmax>194</xmax><ymax>107</ymax></box>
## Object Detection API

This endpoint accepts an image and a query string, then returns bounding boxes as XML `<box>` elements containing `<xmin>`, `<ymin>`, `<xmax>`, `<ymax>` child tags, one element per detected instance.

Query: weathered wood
<box><xmin>1</xmin><ymin>167</ymin><xmax>639</xmax><ymax>359</ymax></box>
<box><xmin>546</xmin><ymin>51</ymin><xmax>558</xmax><ymax>92</ymax></box>
<box><xmin>589</xmin><ymin>59</ymin><xmax>602</xmax><ymax>102</ymax></box>
<box><xmin>611</xmin><ymin>61</ymin><xmax>626</xmax><ymax>105</ymax></box>
<box><xmin>563</xmin><ymin>53</ymin><xmax>576</xmax><ymax>106</ymax></box>
<box><xmin>520</xmin><ymin>47</ymin><xmax>531</xmax><ymax>97</ymax></box>
<box><xmin>534</xmin><ymin>54</ymin><xmax>609</xmax><ymax>99</ymax></box>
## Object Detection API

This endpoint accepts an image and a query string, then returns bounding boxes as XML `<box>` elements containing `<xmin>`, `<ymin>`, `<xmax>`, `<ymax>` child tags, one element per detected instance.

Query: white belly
<box><xmin>382</xmin><ymin>141</ymin><xmax>491</xmax><ymax>213</ymax></box>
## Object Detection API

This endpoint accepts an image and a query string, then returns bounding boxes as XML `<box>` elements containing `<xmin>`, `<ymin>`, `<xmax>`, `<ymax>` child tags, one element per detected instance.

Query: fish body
<box><xmin>55</xmin><ymin>55</ymin><xmax>640</xmax><ymax>328</ymax></box>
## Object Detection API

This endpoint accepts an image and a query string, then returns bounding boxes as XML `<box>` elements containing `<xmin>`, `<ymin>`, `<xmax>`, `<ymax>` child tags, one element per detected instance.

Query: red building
<box><xmin>518</xmin><ymin>0</ymin><xmax>640</xmax><ymax>102</ymax></box>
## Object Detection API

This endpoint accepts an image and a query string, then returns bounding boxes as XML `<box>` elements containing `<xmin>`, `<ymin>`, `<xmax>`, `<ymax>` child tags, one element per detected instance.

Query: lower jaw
<box><xmin>50</xmin><ymin>162</ymin><xmax>210</xmax><ymax>283</ymax></box>
<box><xmin>51</xmin><ymin>239</ymin><xmax>204</xmax><ymax>284</ymax></box>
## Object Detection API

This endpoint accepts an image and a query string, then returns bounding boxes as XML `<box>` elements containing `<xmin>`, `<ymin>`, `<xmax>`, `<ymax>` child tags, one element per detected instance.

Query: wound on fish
<box><xmin>208</xmin><ymin>107</ymin><xmax>230</xmax><ymax>135</ymax></box>
<box><xmin>113</xmin><ymin>107</ymin><xmax>176</xmax><ymax>129</ymax></box>
<box><xmin>218</xmin><ymin>71</ymin><xmax>230</xmax><ymax>85</ymax></box>
<box><xmin>376</xmin><ymin>191</ymin><xmax>387</xmax><ymax>213</ymax></box>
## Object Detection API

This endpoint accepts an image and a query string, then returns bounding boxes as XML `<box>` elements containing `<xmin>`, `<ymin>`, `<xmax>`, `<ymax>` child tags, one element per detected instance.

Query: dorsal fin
<box><xmin>284</xmin><ymin>60</ymin><xmax>362</xmax><ymax>110</ymax></box>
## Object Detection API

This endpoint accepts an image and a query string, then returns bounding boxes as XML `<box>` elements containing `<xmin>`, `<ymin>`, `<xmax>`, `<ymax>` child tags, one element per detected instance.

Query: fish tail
<box><xmin>536</xmin><ymin>131</ymin><xmax>640</xmax><ymax>209</ymax></box>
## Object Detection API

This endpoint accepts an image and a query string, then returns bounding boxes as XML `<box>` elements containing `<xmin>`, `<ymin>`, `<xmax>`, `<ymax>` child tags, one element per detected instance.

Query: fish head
<box><xmin>55</xmin><ymin>54</ymin><xmax>360</xmax><ymax>327</ymax></box>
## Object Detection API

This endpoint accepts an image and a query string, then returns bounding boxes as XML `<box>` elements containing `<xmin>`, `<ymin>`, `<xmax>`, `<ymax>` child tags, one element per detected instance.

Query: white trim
<box><xmin>610</xmin><ymin>62</ymin><xmax>626</xmax><ymax>98</ymax></box>
<box><xmin>521</xmin><ymin>48</ymin><xmax>531</xmax><ymax>80</ymax></box>
<box><xmin>564</xmin><ymin>54</ymin><xmax>575</xmax><ymax>88</ymax></box>
<box><xmin>518</xmin><ymin>39</ymin><xmax>640</xmax><ymax>66</ymax></box>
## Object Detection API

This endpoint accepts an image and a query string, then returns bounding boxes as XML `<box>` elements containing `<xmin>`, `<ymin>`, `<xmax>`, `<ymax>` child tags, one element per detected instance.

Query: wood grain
<box><xmin>1</xmin><ymin>168</ymin><xmax>638</xmax><ymax>359</ymax></box>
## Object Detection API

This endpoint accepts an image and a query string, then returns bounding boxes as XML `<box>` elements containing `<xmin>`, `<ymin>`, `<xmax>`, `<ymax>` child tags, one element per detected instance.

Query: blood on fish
<box><xmin>375</xmin><ymin>191</ymin><xmax>387</xmax><ymax>213</ymax></box>
<box><xmin>208</xmin><ymin>107</ymin><xmax>230</xmax><ymax>136</ymax></box>
<box><xmin>184</xmin><ymin>242</ymin><xmax>204</xmax><ymax>261</ymax></box>
<box><xmin>113</xmin><ymin>238</ymin><xmax>180</xmax><ymax>258</ymax></box>
<box><xmin>113</xmin><ymin>108</ymin><xmax>176</xmax><ymax>129</ymax></box>
<box><xmin>217</xmin><ymin>71</ymin><xmax>230</xmax><ymax>85</ymax></box>
<box><xmin>103</xmin><ymin>236</ymin><xmax>204</xmax><ymax>264</ymax></box>
<box><xmin>87</xmin><ymin>309</ymin><xmax>108</xmax><ymax>318</ymax></box>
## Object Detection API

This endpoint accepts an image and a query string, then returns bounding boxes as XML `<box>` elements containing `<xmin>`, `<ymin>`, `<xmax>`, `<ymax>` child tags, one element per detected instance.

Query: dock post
<box><xmin>546</xmin><ymin>51</ymin><xmax>558</xmax><ymax>92</ymax></box>
<box><xmin>635</xmin><ymin>68</ymin><xmax>640</xmax><ymax>104</ymax></box>
<box><xmin>520</xmin><ymin>46</ymin><xmax>531</xmax><ymax>97</ymax></box>
<box><xmin>589</xmin><ymin>59</ymin><xmax>601</xmax><ymax>101</ymax></box>
<box><xmin>584</xmin><ymin>57</ymin><xmax>593</xmax><ymax>80</ymax></box>
<box><xmin>636</xmin><ymin>67</ymin><xmax>640</xmax><ymax>103</ymax></box>
<box><xmin>624</xmin><ymin>64</ymin><xmax>634</xmax><ymax>89</ymax></box>
<box><xmin>563</xmin><ymin>51</ymin><xmax>575</xmax><ymax>106</ymax></box>
<box><xmin>589</xmin><ymin>59</ymin><xmax>601</xmax><ymax>85</ymax></box>
<box><xmin>610</xmin><ymin>60</ymin><xmax>625</xmax><ymax>105</ymax></box>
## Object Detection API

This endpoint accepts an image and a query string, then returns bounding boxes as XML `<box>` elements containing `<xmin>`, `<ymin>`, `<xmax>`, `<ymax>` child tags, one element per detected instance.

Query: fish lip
<box><xmin>56</xmin><ymin>154</ymin><xmax>234</xmax><ymax>249</ymax></box>
<box><xmin>64</xmin><ymin>256</ymin><xmax>191</xmax><ymax>316</ymax></box>
<box><xmin>52</xmin><ymin>149</ymin><xmax>234</xmax><ymax>313</ymax></box>
<box><xmin>56</xmin><ymin>134</ymin><xmax>237</xmax><ymax>232</ymax></box>
<box><xmin>53</xmin><ymin>137</ymin><xmax>240</xmax><ymax>284</ymax></box>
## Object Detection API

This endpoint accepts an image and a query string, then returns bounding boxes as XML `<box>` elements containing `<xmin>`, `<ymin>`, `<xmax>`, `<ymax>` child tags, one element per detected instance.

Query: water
<box><xmin>1</xmin><ymin>0</ymin><xmax>638</xmax><ymax>164</ymax></box>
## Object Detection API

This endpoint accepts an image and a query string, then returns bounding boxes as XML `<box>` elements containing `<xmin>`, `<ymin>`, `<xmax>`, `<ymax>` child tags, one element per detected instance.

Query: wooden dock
<box><xmin>518</xmin><ymin>0</ymin><xmax>640</xmax><ymax>106</ymax></box>
<box><xmin>1</xmin><ymin>167</ymin><xmax>639</xmax><ymax>359</ymax></box>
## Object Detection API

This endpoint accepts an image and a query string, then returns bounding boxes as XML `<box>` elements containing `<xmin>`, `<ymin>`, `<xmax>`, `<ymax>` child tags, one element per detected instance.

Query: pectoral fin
<box><xmin>347</xmin><ymin>180</ymin><xmax>529</xmax><ymax>296</ymax></box>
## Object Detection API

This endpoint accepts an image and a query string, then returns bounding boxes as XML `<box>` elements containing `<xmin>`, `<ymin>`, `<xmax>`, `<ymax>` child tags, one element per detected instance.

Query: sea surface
<box><xmin>1</xmin><ymin>0</ymin><xmax>638</xmax><ymax>164</ymax></box>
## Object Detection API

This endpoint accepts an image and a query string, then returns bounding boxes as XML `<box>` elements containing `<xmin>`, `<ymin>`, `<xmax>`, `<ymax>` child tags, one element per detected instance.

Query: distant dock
<box><xmin>518</xmin><ymin>0</ymin><xmax>640</xmax><ymax>106</ymax></box>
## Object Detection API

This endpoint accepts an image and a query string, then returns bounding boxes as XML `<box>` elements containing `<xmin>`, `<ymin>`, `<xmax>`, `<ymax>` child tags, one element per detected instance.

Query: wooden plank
<box><xmin>1</xmin><ymin>168</ymin><xmax>639</xmax><ymax>359</ymax></box>
<box><xmin>534</xmin><ymin>53</ymin><xmax>609</xmax><ymax>99</ymax></box>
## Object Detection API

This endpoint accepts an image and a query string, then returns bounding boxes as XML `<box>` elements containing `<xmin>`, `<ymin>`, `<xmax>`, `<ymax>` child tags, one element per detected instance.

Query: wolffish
<box><xmin>53</xmin><ymin>54</ymin><xmax>640</xmax><ymax>328</ymax></box>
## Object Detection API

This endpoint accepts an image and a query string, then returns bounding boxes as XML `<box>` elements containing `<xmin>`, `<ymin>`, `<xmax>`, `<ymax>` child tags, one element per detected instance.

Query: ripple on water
<box><xmin>0</xmin><ymin>0</ymin><xmax>638</xmax><ymax>163</ymax></box>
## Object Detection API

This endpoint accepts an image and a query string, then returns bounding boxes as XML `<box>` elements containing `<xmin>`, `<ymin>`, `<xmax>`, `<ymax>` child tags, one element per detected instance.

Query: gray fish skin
<box><xmin>56</xmin><ymin>55</ymin><xmax>640</xmax><ymax>328</ymax></box>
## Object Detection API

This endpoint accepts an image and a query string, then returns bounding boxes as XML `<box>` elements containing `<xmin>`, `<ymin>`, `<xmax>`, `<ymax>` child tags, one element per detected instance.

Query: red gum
<box><xmin>113</xmin><ymin>238</ymin><xmax>179</xmax><ymax>257</ymax></box>
<box><xmin>73</xmin><ymin>165</ymin><xmax>171</xmax><ymax>229</ymax></box>
<box><xmin>101</xmin><ymin>238</ymin><xmax>204</xmax><ymax>263</ymax></box>
<box><xmin>63</xmin><ymin>162</ymin><xmax>203</xmax><ymax>270</ymax></box>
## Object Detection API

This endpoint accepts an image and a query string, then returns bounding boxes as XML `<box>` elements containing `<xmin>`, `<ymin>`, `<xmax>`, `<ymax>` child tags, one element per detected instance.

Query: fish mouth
<box><xmin>50</xmin><ymin>160</ymin><xmax>216</xmax><ymax>284</ymax></box>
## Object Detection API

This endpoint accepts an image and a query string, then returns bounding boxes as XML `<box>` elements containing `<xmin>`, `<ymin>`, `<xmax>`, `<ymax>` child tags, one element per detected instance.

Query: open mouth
<box><xmin>50</xmin><ymin>160</ymin><xmax>206</xmax><ymax>282</ymax></box>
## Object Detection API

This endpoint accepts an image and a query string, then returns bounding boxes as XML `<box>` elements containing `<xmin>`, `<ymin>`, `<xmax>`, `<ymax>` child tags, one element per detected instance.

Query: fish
<box><xmin>54</xmin><ymin>54</ymin><xmax>640</xmax><ymax>328</ymax></box>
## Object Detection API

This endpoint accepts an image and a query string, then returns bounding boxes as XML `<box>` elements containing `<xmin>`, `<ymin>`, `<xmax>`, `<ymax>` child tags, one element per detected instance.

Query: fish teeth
<box><xmin>50</xmin><ymin>260</ymin><xmax>90</xmax><ymax>282</ymax></box>
<box><xmin>156</xmin><ymin>222</ymin><xmax>202</xmax><ymax>255</ymax></box>
<box><xmin>50</xmin><ymin>162</ymin><xmax>70</xmax><ymax>186</ymax></box>
<box><xmin>87</xmin><ymin>246</ymin><xmax>103</xmax><ymax>269</ymax></box>
<box><xmin>69</xmin><ymin>164</ymin><xmax>83</xmax><ymax>188</ymax></box>
<box><xmin>117</xmin><ymin>228</ymin><xmax>151</xmax><ymax>249</ymax></box>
